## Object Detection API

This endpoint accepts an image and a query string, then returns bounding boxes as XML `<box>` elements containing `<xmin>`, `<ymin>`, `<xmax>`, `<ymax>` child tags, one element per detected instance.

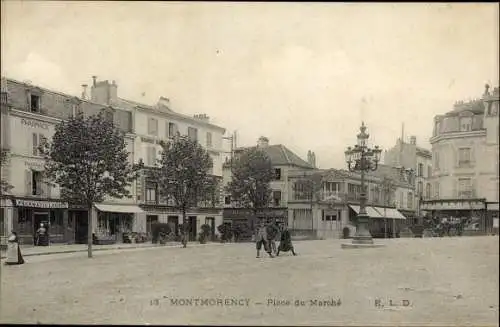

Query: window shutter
<box><xmin>25</xmin><ymin>170</ymin><xmax>32</xmax><ymax>196</ymax></box>
<box><xmin>165</xmin><ymin>121</ymin><xmax>169</xmax><ymax>139</ymax></box>
<box><xmin>32</xmin><ymin>133</ymin><xmax>38</xmax><ymax>156</ymax></box>
<box><xmin>39</xmin><ymin>96</ymin><xmax>47</xmax><ymax>114</ymax></box>
<box><xmin>46</xmin><ymin>182</ymin><xmax>52</xmax><ymax>198</ymax></box>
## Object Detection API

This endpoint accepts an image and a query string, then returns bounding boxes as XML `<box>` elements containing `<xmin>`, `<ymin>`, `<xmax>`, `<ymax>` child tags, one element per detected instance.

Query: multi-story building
<box><xmin>0</xmin><ymin>77</ymin><xmax>135</xmax><ymax>245</ymax></box>
<box><xmin>384</xmin><ymin>134</ymin><xmax>433</xmax><ymax>222</ymax></box>
<box><xmin>288</xmin><ymin>164</ymin><xmax>413</xmax><ymax>239</ymax></box>
<box><xmin>422</xmin><ymin>85</ymin><xmax>499</xmax><ymax>232</ymax></box>
<box><xmin>222</xmin><ymin>136</ymin><xmax>315</xmax><ymax>239</ymax></box>
<box><xmin>88</xmin><ymin>77</ymin><xmax>226</xmax><ymax>241</ymax></box>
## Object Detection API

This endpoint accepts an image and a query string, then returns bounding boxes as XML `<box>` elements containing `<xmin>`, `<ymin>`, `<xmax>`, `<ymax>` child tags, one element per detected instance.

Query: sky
<box><xmin>2</xmin><ymin>2</ymin><xmax>499</xmax><ymax>169</ymax></box>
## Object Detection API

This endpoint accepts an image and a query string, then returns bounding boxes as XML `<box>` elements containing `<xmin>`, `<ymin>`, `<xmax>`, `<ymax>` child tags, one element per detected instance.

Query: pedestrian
<box><xmin>5</xmin><ymin>231</ymin><xmax>25</xmax><ymax>265</ymax></box>
<box><xmin>276</xmin><ymin>224</ymin><xmax>297</xmax><ymax>256</ymax></box>
<box><xmin>266</xmin><ymin>220</ymin><xmax>279</xmax><ymax>255</ymax></box>
<box><xmin>35</xmin><ymin>223</ymin><xmax>48</xmax><ymax>246</ymax></box>
<box><xmin>256</xmin><ymin>220</ymin><xmax>273</xmax><ymax>258</ymax></box>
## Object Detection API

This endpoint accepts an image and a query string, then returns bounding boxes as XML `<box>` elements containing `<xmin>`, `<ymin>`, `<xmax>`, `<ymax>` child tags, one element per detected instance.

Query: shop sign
<box><xmin>141</xmin><ymin>136</ymin><xmax>155</xmax><ymax>144</ymax></box>
<box><xmin>15</xmin><ymin>199</ymin><xmax>69</xmax><ymax>209</ymax></box>
<box><xmin>21</xmin><ymin>118</ymin><xmax>49</xmax><ymax>130</ymax></box>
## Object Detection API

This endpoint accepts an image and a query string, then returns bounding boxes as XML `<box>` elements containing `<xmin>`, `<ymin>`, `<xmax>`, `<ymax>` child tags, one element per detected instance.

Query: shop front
<box><xmin>94</xmin><ymin>204</ymin><xmax>144</xmax><ymax>244</ymax></box>
<box><xmin>11</xmin><ymin>197</ymin><xmax>69</xmax><ymax>245</ymax></box>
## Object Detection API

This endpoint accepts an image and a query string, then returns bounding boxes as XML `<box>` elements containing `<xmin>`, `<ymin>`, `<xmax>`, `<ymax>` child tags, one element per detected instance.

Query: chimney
<box><xmin>81</xmin><ymin>84</ymin><xmax>88</xmax><ymax>100</ymax></box>
<box><xmin>90</xmin><ymin>78</ymin><xmax>118</xmax><ymax>105</ymax></box>
<box><xmin>312</xmin><ymin>152</ymin><xmax>317</xmax><ymax>168</ymax></box>
<box><xmin>257</xmin><ymin>136</ymin><xmax>269</xmax><ymax>148</ymax></box>
<box><xmin>157</xmin><ymin>96</ymin><xmax>171</xmax><ymax>111</ymax></box>
<box><xmin>410</xmin><ymin>136</ymin><xmax>416</xmax><ymax>145</ymax></box>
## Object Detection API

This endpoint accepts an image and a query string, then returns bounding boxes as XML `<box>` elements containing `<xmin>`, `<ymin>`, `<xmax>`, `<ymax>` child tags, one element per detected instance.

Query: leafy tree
<box><xmin>226</xmin><ymin>147</ymin><xmax>274</xmax><ymax>232</ymax></box>
<box><xmin>0</xmin><ymin>147</ymin><xmax>13</xmax><ymax>194</ymax></box>
<box><xmin>154</xmin><ymin>135</ymin><xmax>214</xmax><ymax>248</ymax></box>
<box><xmin>40</xmin><ymin>111</ymin><xmax>143</xmax><ymax>258</ymax></box>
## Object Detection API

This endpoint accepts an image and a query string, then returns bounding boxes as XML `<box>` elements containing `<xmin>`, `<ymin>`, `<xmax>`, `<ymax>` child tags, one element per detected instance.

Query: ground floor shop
<box><xmin>420</xmin><ymin>198</ymin><xmax>493</xmax><ymax>234</ymax></box>
<box><xmin>0</xmin><ymin>197</ymin><xmax>70</xmax><ymax>246</ymax></box>
<box><xmin>223</xmin><ymin>207</ymin><xmax>288</xmax><ymax>241</ymax></box>
<box><xmin>138</xmin><ymin>205</ymin><xmax>223</xmax><ymax>242</ymax></box>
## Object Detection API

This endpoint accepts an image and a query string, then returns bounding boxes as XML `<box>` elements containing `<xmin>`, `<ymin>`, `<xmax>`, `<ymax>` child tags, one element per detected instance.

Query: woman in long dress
<box><xmin>276</xmin><ymin>225</ymin><xmax>297</xmax><ymax>256</ymax></box>
<box><xmin>5</xmin><ymin>231</ymin><xmax>25</xmax><ymax>265</ymax></box>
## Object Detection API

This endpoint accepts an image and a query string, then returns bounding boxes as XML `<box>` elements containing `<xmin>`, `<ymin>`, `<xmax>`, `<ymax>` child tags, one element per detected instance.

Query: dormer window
<box><xmin>30</xmin><ymin>94</ymin><xmax>40</xmax><ymax>113</ymax></box>
<box><xmin>459</xmin><ymin>117</ymin><xmax>472</xmax><ymax>132</ymax></box>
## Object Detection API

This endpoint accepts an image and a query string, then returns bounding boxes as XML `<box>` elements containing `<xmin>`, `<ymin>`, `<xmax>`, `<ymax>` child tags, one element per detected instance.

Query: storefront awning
<box><xmin>348</xmin><ymin>205</ymin><xmax>384</xmax><ymax>218</ymax></box>
<box><xmin>94</xmin><ymin>204</ymin><xmax>144</xmax><ymax>213</ymax></box>
<box><xmin>376</xmin><ymin>207</ymin><xmax>407</xmax><ymax>220</ymax></box>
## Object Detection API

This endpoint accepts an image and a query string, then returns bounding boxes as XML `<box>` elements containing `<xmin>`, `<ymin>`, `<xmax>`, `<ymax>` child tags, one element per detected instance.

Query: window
<box><xmin>146</xmin><ymin>146</ymin><xmax>156</xmax><ymax>166</ymax></box>
<box><xmin>32</xmin><ymin>133</ymin><xmax>46</xmax><ymax>156</ymax></box>
<box><xmin>460</xmin><ymin>118</ymin><xmax>472</xmax><ymax>132</ymax></box>
<box><xmin>145</xmin><ymin>181</ymin><xmax>158</xmax><ymax>203</ymax></box>
<box><xmin>418</xmin><ymin>163</ymin><xmax>423</xmax><ymax>177</ymax></box>
<box><xmin>458</xmin><ymin>178</ymin><xmax>473</xmax><ymax>198</ymax></box>
<box><xmin>274</xmin><ymin>168</ymin><xmax>281</xmax><ymax>180</ymax></box>
<box><xmin>105</xmin><ymin>111</ymin><xmax>114</xmax><ymax>123</ymax></box>
<box><xmin>427</xmin><ymin>166</ymin><xmax>432</xmax><ymax>178</ymax></box>
<box><xmin>322</xmin><ymin>212</ymin><xmax>338</xmax><ymax>221</ymax></box>
<box><xmin>188</xmin><ymin>127</ymin><xmax>198</xmax><ymax>142</ymax></box>
<box><xmin>417</xmin><ymin>181</ymin><xmax>423</xmax><ymax>196</ymax></box>
<box><xmin>0</xmin><ymin>209</ymin><xmax>5</xmax><ymax>237</ymax></box>
<box><xmin>146</xmin><ymin>215</ymin><xmax>159</xmax><ymax>235</ymax></box>
<box><xmin>434</xmin><ymin>182</ymin><xmax>440</xmax><ymax>198</ymax></box>
<box><xmin>168</xmin><ymin>122</ymin><xmax>177</xmax><ymax>138</ymax></box>
<box><xmin>32</xmin><ymin>170</ymin><xmax>42</xmax><ymax>196</ymax></box>
<box><xmin>206</xmin><ymin>132</ymin><xmax>213</xmax><ymax>148</ymax></box>
<box><xmin>425</xmin><ymin>183</ymin><xmax>431</xmax><ymax>199</ymax></box>
<box><xmin>30</xmin><ymin>94</ymin><xmax>40</xmax><ymax>113</ymax></box>
<box><xmin>458</xmin><ymin>148</ymin><xmax>471</xmax><ymax>167</ymax></box>
<box><xmin>273</xmin><ymin>191</ymin><xmax>282</xmax><ymax>207</ymax></box>
<box><xmin>399</xmin><ymin>192</ymin><xmax>404</xmax><ymax>208</ymax></box>
<box><xmin>224</xmin><ymin>196</ymin><xmax>231</xmax><ymax>205</ymax></box>
<box><xmin>407</xmin><ymin>192</ymin><xmax>413</xmax><ymax>209</ymax></box>
<box><xmin>148</xmin><ymin>118</ymin><xmax>158</xmax><ymax>136</ymax></box>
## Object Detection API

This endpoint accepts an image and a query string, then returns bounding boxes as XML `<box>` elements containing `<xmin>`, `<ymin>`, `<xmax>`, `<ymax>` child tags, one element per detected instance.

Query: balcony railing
<box><xmin>458</xmin><ymin>190</ymin><xmax>476</xmax><ymax>199</ymax></box>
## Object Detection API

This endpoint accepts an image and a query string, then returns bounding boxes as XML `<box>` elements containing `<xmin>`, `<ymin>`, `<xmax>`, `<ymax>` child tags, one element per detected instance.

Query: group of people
<box><xmin>255</xmin><ymin>220</ymin><xmax>297</xmax><ymax>258</ymax></box>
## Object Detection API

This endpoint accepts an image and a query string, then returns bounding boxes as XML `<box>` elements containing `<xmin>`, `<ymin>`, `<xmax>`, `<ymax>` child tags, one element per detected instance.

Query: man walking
<box><xmin>256</xmin><ymin>220</ymin><xmax>273</xmax><ymax>258</ymax></box>
<box><xmin>266</xmin><ymin>220</ymin><xmax>279</xmax><ymax>255</ymax></box>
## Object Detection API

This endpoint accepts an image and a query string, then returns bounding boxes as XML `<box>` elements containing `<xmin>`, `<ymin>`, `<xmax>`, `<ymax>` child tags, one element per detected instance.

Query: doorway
<box><xmin>33</xmin><ymin>212</ymin><xmax>49</xmax><ymax>244</ymax></box>
<box><xmin>188</xmin><ymin>216</ymin><xmax>197</xmax><ymax>241</ymax></box>
<box><xmin>146</xmin><ymin>215</ymin><xmax>159</xmax><ymax>236</ymax></box>
<box><xmin>167</xmin><ymin>216</ymin><xmax>179</xmax><ymax>235</ymax></box>
<box><xmin>74</xmin><ymin>211</ymin><xmax>89</xmax><ymax>244</ymax></box>
<box><xmin>206</xmin><ymin>217</ymin><xmax>215</xmax><ymax>241</ymax></box>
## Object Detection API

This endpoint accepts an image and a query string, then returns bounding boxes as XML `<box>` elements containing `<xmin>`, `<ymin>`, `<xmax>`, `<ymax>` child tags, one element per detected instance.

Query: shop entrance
<box><xmin>74</xmin><ymin>211</ymin><xmax>89</xmax><ymax>244</ymax></box>
<box><xmin>188</xmin><ymin>216</ymin><xmax>197</xmax><ymax>241</ymax></box>
<box><xmin>33</xmin><ymin>212</ymin><xmax>49</xmax><ymax>244</ymax></box>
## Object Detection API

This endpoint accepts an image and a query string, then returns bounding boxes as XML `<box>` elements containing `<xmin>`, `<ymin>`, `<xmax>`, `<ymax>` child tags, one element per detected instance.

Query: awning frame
<box><xmin>94</xmin><ymin>204</ymin><xmax>144</xmax><ymax>214</ymax></box>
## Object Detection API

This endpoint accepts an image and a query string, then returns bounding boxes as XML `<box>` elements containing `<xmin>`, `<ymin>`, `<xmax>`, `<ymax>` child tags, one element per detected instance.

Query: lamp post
<box><xmin>343</xmin><ymin>122</ymin><xmax>382</xmax><ymax>246</ymax></box>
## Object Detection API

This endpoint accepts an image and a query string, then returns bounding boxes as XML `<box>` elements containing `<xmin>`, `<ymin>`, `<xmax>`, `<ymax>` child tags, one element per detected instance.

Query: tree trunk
<box><xmin>88</xmin><ymin>204</ymin><xmax>93</xmax><ymax>258</ymax></box>
<box><xmin>182</xmin><ymin>207</ymin><xmax>187</xmax><ymax>248</ymax></box>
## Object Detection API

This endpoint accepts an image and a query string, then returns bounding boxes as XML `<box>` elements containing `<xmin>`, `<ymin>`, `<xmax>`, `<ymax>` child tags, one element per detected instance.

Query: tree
<box><xmin>154</xmin><ymin>135</ymin><xmax>214</xmax><ymax>248</ymax></box>
<box><xmin>294</xmin><ymin>172</ymin><xmax>323</xmax><ymax>231</ymax></box>
<box><xmin>0</xmin><ymin>147</ymin><xmax>13</xmax><ymax>195</ymax></box>
<box><xmin>40</xmin><ymin>111</ymin><xmax>143</xmax><ymax>258</ymax></box>
<box><xmin>226</xmin><ymin>147</ymin><xmax>274</xmax><ymax>232</ymax></box>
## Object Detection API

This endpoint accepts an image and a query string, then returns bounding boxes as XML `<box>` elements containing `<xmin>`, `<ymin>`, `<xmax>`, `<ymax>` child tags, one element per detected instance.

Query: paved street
<box><xmin>1</xmin><ymin>237</ymin><xmax>498</xmax><ymax>326</ymax></box>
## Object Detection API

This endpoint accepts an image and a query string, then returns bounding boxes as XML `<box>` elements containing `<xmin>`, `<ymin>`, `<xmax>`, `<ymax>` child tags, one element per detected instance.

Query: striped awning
<box><xmin>94</xmin><ymin>204</ymin><xmax>144</xmax><ymax>213</ymax></box>
<box><xmin>348</xmin><ymin>205</ymin><xmax>384</xmax><ymax>218</ymax></box>
<box><xmin>349</xmin><ymin>205</ymin><xmax>406</xmax><ymax>220</ymax></box>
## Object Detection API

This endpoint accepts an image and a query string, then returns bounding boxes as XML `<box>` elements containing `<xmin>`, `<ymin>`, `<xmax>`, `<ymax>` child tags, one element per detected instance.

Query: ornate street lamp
<box><xmin>343</xmin><ymin>122</ymin><xmax>382</xmax><ymax>245</ymax></box>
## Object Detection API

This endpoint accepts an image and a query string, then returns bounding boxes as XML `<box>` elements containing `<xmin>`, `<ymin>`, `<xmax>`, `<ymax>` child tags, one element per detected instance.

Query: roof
<box><xmin>114</xmin><ymin>97</ymin><xmax>225</xmax><ymax>132</ymax></box>
<box><xmin>234</xmin><ymin>144</ymin><xmax>313</xmax><ymax>169</ymax></box>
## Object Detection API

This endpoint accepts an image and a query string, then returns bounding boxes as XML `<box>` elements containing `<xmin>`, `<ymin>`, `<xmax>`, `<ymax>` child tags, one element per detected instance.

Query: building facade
<box><xmin>422</xmin><ymin>85</ymin><xmax>499</xmax><ymax>232</ymax></box>
<box><xmin>88</xmin><ymin>78</ymin><xmax>226</xmax><ymax>241</ymax></box>
<box><xmin>0</xmin><ymin>77</ymin><xmax>135</xmax><ymax>245</ymax></box>
<box><xmin>384</xmin><ymin>135</ymin><xmax>433</xmax><ymax>222</ymax></box>
<box><xmin>288</xmin><ymin>164</ymin><xmax>413</xmax><ymax>239</ymax></box>
<box><xmin>222</xmin><ymin>137</ymin><xmax>315</xmax><ymax>240</ymax></box>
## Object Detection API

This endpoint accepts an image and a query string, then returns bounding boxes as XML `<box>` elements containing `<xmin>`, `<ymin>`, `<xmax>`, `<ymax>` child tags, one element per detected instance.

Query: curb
<box><xmin>0</xmin><ymin>242</ymin><xmax>224</xmax><ymax>260</ymax></box>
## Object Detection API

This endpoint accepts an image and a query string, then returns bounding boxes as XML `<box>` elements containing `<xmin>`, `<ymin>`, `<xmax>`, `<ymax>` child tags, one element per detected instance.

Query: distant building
<box><xmin>384</xmin><ymin>134</ymin><xmax>433</xmax><ymax>222</ymax></box>
<box><xmin>422</xmin><ymin>85</ymin><xmax>499</xmax><ymax>232</ymax></box>
<box><xmin>222</xmin><ymin>136</ymin><xmax>315</xmax><ymax>239</ymax></box>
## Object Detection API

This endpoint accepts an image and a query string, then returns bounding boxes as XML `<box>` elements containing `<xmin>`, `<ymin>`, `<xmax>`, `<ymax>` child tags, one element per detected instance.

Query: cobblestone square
<box><xmin>1</xmin><ymin>237</ymin><xmax>498</xmax><ymax>326</ymax></box>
